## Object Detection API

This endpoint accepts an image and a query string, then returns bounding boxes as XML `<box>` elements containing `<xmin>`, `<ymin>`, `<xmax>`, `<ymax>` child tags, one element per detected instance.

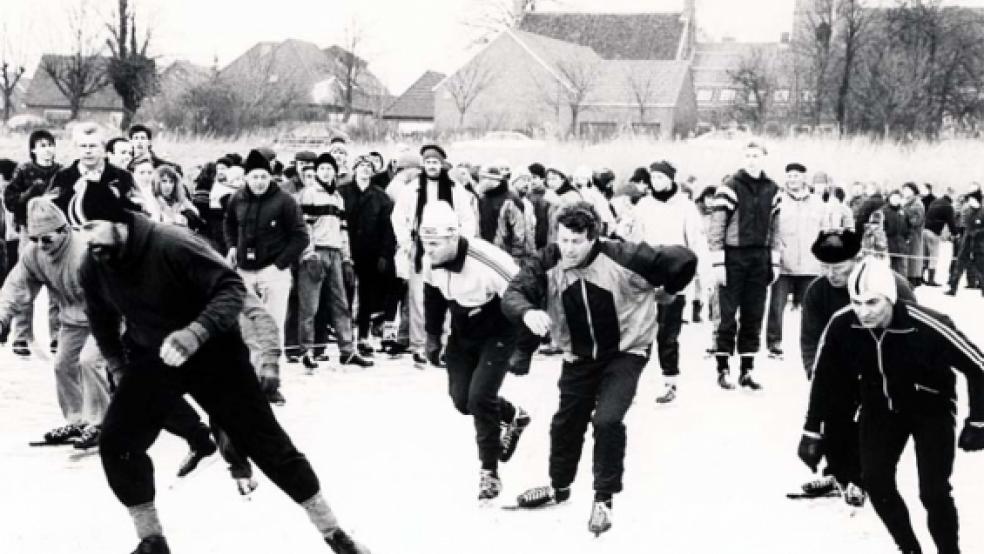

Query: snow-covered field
<box><xmin>3</xmin><ymin>271</ymin><xmax>983</xmax><ymax>553</ymax></box>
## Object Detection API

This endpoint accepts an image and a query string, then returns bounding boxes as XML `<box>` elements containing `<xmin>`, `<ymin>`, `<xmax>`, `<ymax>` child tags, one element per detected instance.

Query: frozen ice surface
<box><xmin>2</xmin><ymin>283</ymin><xmax>983</xmax><ymax>553</ymax></box>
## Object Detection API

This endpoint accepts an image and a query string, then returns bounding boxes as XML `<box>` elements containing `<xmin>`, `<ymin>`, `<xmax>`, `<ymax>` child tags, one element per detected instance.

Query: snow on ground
<box><xmin>2</xmin><ymin>282</ymin><xmax>984</xmax><ymax>553</ymax></box>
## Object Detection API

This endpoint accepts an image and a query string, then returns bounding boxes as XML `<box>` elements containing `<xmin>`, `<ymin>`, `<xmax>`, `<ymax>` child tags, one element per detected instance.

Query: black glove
<box><xmin>507</xmin><ymin>349</ymin><xmax>532</xmax><ymax>376</ymax></box>
<box><xmin>958</xmin><ymin>421</ymin><xmax>984</xmax><ymax>451</ymax></box>
<box><xmin>797</xmin><ymin>434</ymin><xmax>823</xmax><ymax>472</ymax></box>
<box><xmin>258</xmin><ymin>375</ymin><xmax>281</xmax><ymax>395</ymax></box>
<box><xmin>425</xmin><ymin>333</ymin><xmax>442</xmax><ymax>366</ymax></box>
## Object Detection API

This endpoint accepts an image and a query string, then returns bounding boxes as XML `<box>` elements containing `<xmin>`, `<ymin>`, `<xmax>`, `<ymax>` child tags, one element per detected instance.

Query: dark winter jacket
<box><xmin>799</xmin><ymin>271</ymin><xmax>915</xmax><ymax>376</ymax></box>
<box><xmin>4</xmin><ymin>161</ymin><xmax>61</xmax><ymax>231</ymax></box>
<box><xmin>48</xmin><ymin>161</ymin><xmax>137</xmax><ymax>220</ymax></box>
<box><xmin>805</xmin><ymin>301</ymin><xmax>984</xmax><ymax>437</ymax></box>
<box><xmin>878</xmin><ymin>204</ymin><xmax>908</xmax><ymax>258</ymax></box>
<box><xmin>854</xmin><ymin>193</ymin><xmax>885</xmax><ymax>235</ymax></box>
<box><xmin>80</xmin><ymin>215</ymin><xmax>246</xmax><ymax>362</ymax></box>
<box><xmin>707</xmin><ymin>169</ymin><xmax>781</xmax><ymax>254</ymax></box>
<box><xmin>921</xmin><ymin>193</ymin><xmax>936</xmax><ymax>213</ymax></box>
<box><xmin>502</xmin><ymin>240</ymin><xmax>697</xmax><ymax>361</ymax></box>
<box><xmin>925</xmin><ymin>197</ymin><xmax>957</xmax><ymax>235</ymax></box>
<box><xmin>223</xmin><ymin>182</ymin><xmax>309</xmax><ymax>271</ymax></box>
<box><xmin>338</xmin><ymin>181</ymin><xmax>397</xmax><ymax>265</ymax></box>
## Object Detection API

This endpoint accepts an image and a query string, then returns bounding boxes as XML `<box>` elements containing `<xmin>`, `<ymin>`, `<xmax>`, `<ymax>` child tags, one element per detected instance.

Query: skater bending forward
<box><xmin>75</xmin><ymin>181</ymin><xmax>369</xmax><ymax>554</ymax></box>
<box><xmin>418</xmin><ymin>201</ymin><xmax>532</xmax><ymax>503</ymax></box>
<box><xmin>501</xmin><ymin>201</ymin><xmax>696</xmax><ymax>536</ymax></box>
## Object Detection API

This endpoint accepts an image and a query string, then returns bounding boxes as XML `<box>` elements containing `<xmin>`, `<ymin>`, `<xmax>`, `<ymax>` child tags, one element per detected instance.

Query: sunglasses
<box><xmin>29</xmin><ymin>226</ymin><xmax>68</xmax><ymax>245</ymax></box>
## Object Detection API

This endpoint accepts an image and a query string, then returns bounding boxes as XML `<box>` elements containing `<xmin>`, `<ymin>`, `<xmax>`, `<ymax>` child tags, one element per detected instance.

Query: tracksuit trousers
<box><xmin>716</xmin><ymin>247</ymin><xmax>770</xmax><ymax>357</ymax></box>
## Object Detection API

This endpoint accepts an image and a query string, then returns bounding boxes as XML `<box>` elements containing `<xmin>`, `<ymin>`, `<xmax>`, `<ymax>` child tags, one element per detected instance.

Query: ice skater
<box><xmin>501</xmin><ymin>201</ymin><xmax>696</xmax><ymax>536</ymax></box>
<box><xmin>799</xmin><ymin>257</ymin><xmax>984</xmax><ymax>553</ymax></box>
<box><xmin>418</xmin><ymin>201</ymin><xmax>531</xmax><ymax>503</ymax></box>
<box><xmin>74</xmin><ymin>181</ymin><xmax>368</xmax><ymax>553</ymax></box>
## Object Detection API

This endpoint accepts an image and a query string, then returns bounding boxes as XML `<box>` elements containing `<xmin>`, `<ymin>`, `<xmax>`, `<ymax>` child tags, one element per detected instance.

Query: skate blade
<box><xmin>29</xmin><ymin>440</ymin><xmax>76</xmax><ymax>447</ymax></box>
<box><xmin>68</xmin><ymin>448</ymin><xmax>99</xmax><ymax>461</ymax></box>
<box><xmin>785</xmin><ymin>491</ymin><xmax>840</xmax><ymax>499</ymax></box>
<box><xmin>167</xmin><ymin>454</ymin><xmax>221</xmax><ymax>491</ymax></box>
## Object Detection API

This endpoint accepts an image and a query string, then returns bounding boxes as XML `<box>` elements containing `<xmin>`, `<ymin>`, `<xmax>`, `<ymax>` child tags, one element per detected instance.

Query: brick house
<box><xmin>434</xmin><ymin>11</ymin><xmax>698</xmax><ymax>138</ymax></box>
<box><xmin>24</xmin><ymin>55</ymin><xmax>123</xmax><ymax>127</ymax></box>
<box><xmin>382</xmin><ymin>70</ymin><xmax>446</xmax><ymax>134</ymax></box>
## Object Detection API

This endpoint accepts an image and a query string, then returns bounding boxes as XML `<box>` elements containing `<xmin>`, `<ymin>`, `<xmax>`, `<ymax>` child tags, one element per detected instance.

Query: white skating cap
<box><xmin>848</xmin><ymin>257</ymin><xmax>897</xmax><ymax>304</ymax></box>
<box><xmin>418</xmin><ymin>201</ymin><xmax>460</xmax><ymax>239</ymax></box>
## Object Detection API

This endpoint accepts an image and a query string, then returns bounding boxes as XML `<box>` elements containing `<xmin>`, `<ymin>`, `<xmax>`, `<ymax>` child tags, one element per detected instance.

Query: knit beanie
<box><xmin>629</xmin><ymin>167</ymin><xmax>652</xmax><ymax>187</ymax></box>
<box><xmin>418</xmin><ymin>201</ymin><xmax>459</xmax><ymax>238</ymax></box>
<box><xmin>27</xmin><ymin>197</ymin><xmax>68</xmax><ymax>235</ymax></box>
<box><xmin>811</xmin><ymin>229</ymin><xmax>861</xmax><ymax>263</ymax></box>
<box><xmin>420</xmin><ymin>144</ymin><xmax>447</xmax><ymax>161</ymax></box>
<box><xmin>243</xmin><ymin>149</ymin><xmax>271</xmax><ymax>175</ymax></box>
<box><xmin>848</xmin><ymin>257</ymin><xmax>897</xmax><ymax>304</ymax></box>
<box><xmin>315</xmin><ymin>152</ymin><xmax>338</xmax><ymax>174</ymax></box>
<box><xmin>649</xmin><ymin>161</ymin><xmax>676</xmax><ymax>181</ymax></box>
<box><xmin>66</xmin><ymin>181</ymin><xmax>133</xmax><ymax>227</ymax></box>
<box><xmin>528</xmin><ymin>163</ymin><xmax>546</xmax><ymax>180</ymax></box>
<box><xmin>351</xmin><ymin>155</ymin><xmax>374</xmax><ymax>173</ymax></box>
<box><xmin>257</xmin><ymin>146</ymin><xmax>277</xmax><ymax>162</ymax></box>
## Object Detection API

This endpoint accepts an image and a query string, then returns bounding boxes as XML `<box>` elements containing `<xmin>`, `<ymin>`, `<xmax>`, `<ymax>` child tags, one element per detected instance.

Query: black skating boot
<box><xmin>324</xmin><ymin>528</ymin><xmax>371</xmax><ymax>554</ymax></box>
<box><xmin>500</xmin><ymin>407</ymin><xmax>531</xmax><ymax>462</ymax></box>
<box><xmin>692</xmin><ymin>300</ymin><xmax>703</xmax><ymax>323</ymax></box>
<box><xmin>515</xmin><ymin>485</ymin><xmax>570</xmax><ymax>508</ymax></box>
<box><xmin>131</xmin><ymin>535</ymin><xmax>170</xmax><ymax>554</ymax></box>
<box><xmin>588</xmin><ymin>497</ymin><xmax>613</xmax><ymax>537</ymax></box>
<box><xmin>716</xmin><ymin>355</ymin><xmax>735</xmax><ymax>390</ymax></box>
<box><xmin>176</xmin><ymin>436</ymin><xmax>217</xmax><ymax>477</ymax></box>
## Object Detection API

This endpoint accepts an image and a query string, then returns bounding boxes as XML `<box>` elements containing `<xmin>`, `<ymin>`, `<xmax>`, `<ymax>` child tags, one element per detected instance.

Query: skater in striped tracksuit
<box><xmin>799</xmin><ymin>257</ymin><xmax>984</xmax><ymax>554</ymax></box>
<box><xmin>418</xmin><ymin>201</ymin><xmax>531</xmax><ymax>503</ymax></box>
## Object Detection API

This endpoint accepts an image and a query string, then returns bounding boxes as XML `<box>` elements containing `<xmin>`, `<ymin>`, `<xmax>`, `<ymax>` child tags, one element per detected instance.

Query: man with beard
<box><xmin>3</xmin><ymin>129</ymin><xmax>62</xmax><ymax>355</ymax></box>
<box><xmin>391</xmin><ymin>144</ymin><xmax>477</xmax><ymax>367</ymax></box>
<box><xmin>708</xmin><ymin>142</ymin><xmax>781</xmax><ymax>390</ymax></box>
<box><xmin>799</xmin><ymin>257</ymin><xmax>984</xmax><ymax>554</ymax></box>
<box><xmin>795</xmin><ymin>229</ymin><xmax>914</xmax><ymax>503</ymax></box>
<box><xmin>503</xmin><ymin>202</ymin><xmax>696</xmax><ymax>536</ymax></box>
<box><xmin>621</xmin><ymin>161</ymin><xmax>707</xmax><ymax>404</ymax></box>
<box><xmin>76</xmin><ymin>179</ymin><xmax>370</xmax><ymax>554</ymax></box>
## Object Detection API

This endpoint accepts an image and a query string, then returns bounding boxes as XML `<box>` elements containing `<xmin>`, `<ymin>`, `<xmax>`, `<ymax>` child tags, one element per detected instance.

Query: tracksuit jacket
<box><xmin>707</xmin><ymin>169</ymin><xmax>781</xmax><ymax>268</ymax></box>
<box><xmin>502</xmin><ymin>240</ymin><xmax>697</xmax><ymax>361</ymax></box>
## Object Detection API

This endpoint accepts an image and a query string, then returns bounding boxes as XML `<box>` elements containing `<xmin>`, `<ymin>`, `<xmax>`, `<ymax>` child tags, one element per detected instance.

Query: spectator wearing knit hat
<box><xmin>391</xmin><ymin>143</ymin><xmax>477</xmax><ymax>366</ymax></box>
<box><xmin>764</xmin><ymin>162</ymin><xmax>826</xmax><ymax>360</ymax></box>
<box><xmin>224</xmin><ymin>149</ymin><xmax>310</xmax><ymax>364</ymax></box>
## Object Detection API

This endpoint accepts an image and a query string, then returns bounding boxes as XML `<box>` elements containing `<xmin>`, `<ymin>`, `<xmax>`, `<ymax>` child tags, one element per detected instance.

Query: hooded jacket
<box><xmin>502</xmin><ymin>240</ymin><xmax>697</xmax><ymax>361</ymax></box>
<box><xmin>0</xmin><ymin>231</ymin><xmax>89</xmax><ymax>327</ymax></box>
<box><xmin>224</xmin><ymin>182</ymin><xmax>309</xmax><ymax>271</ymax></box>
<box><xmin>338</xmin><ymin>179</ymin><xmax>397</xmax><ymax>264</ymax></box>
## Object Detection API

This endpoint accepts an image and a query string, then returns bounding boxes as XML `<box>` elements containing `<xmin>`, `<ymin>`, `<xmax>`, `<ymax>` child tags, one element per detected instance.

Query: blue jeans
<box><xmin>298</xmin><ymin>248</ymin><xmax>353</xmax><ymax>355</ymax></box>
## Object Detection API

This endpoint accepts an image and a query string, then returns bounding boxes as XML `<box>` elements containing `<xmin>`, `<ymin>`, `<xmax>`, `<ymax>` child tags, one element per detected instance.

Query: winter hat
<box><xmin>418</xmin><ymin>201</ymin><xmax>460</xmax><ymax>238</ymax></box>
<box><xmin>593</xmin><ymin>168</ymin><xmax>616</xmax><ymax>190</ymax></box>
<box><xmin>397</xmin><ymin>151</ymin><xmax>422</xmax><ymax>170</ymax></box>
<box><xmin>420</xmin><ymin>144</ymin><xmax>447</xmax><ymax>161</ymax></box>
<box><xmin>629</xmin><ymin>167</ymin><xmax>652</xmax><ymax>187</ymax></box>
<box><xmin>243</xmin><ymin>149</ymin><xmax>271</xmax><ymax>176</ymax></box>
<box><xmin>546</xmin><ymin>166</ymin><xmax>566</xmax><ymax>181</ymax></box>
<box><xmin>225</xmin><ymin>153</ymin><xmax>243</xmax><ymax>167</ymax></box>
<box><xmin>352</xmin><ymin>155</ymin><xmax>374</xmax><ymax>173</ymax></box>
<box><xmin>257</xmin><ymin>146</ymin><xmax>277</xmax><ymax>162</ymax></box>
<box><xmin>649</xmin><ymin>161</ymin><xmax>676</xmax><ymax>181</ymax></box>
<box><xmin>811</xmin><ymin>229</ymin><xmax>861</xmax><ymax>263</ymax></box>
<box><xmin>528</xmin><ymin>163</ymin><xmax>546</xmax><ymax>180</ymax></box>
<box><xmin>66</xmin><ymin>181</ymin><xmax>133</xmax><ymax>227</ymax></box>
<box><xmin>848</xmin><ymin>257</ymin><xmax>897</xmax><ymax>304</ymax></box>
<box><xmin>27</xmin><ymin>197</ymin><xmax>68</xmax><ymax>235</ymax></box>
<box><xmin>785</xmin><ymin>162</ymin><xmax>807</xmax><ymax>174</ymax></box>
<box><xmin>315</xmin><ymin>152</ymin><xmax>338</xmax><ymax>174</ymax></box>
<box><xmin>294</xmin><ymin>151</ymin><xmax>317</xmax><ymax>163</ymax></box>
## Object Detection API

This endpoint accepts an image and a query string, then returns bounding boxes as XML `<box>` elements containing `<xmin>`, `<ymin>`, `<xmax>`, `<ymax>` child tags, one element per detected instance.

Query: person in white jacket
<box><xmin>390</xmin><ymin>144</ymin><xmax>477</xmax><ymax>366</ymax></box>
<box><xmin>623</xmin><ymin>161</ymin><xmax>709</xmax><ymax>403</ymax></box>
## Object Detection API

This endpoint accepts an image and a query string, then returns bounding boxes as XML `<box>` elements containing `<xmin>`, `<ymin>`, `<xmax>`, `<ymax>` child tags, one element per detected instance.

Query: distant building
<box><xmin>382</xmin><ymin>70</ymin><xmax>446</xmax><ymax>134</ymax></box>
<box><xmin>24</xmin><ymin>55</ymin><xmax>122</xmax><ymax>127</ymax></box>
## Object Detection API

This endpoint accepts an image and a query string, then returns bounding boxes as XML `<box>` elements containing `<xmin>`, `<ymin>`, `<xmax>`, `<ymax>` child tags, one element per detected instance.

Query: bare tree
<box><xmin>728</xmin><ymin>47</ymin><xmax>778</xmax><ymax>131</ymax></box>
<box><xmin>444</xmin><ymin>58</ymin><xmax>496</xmax><ymax>128</ymax></box>
<box><xmin>328</xmin><ymin>17</ymin><xmax>377</xmax><ymax>123</ymax></box>
<box><xmin>794</xmin><ymin>0</ymin><xmax>835</xmax><ymax>125</ymax></box>
<box><xmin>553</xmin><ymin>55</ymin><xmax>600</xmax><ymax>136</ymax></box>
<box><xmin>42</xmin><ymin>2</ymin><xmax>110</xmax><ymax>121</ymax></box>
<box><xmin>833</xmin><ymin>0</ymin><xmax>871</xmax><ymax>134</ymax></box>
<box><xmin>625</xmin><ymin>66</ymin><xmax>658</xmax><ymax>123</ymax></box>
<box><xmin>460</xmin><ymin>0</ymin><xmax>570</xmax><ymax>46</ymax></box>
<box><xmin>105</xmin><ymin>0</ymin><xmax>158</xmax><ymax>130</ymax></box>
<box><xmin>0</xmin><ymin>61</ymin><xmax>24</xmax><ymax>123</ymax></box>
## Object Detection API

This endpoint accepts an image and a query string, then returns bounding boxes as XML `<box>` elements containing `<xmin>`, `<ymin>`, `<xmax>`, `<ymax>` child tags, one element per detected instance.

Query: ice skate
<box><xmin>739</xmin><ymin>372</ymin><xmax>763</xmax><ymax>391</ymax></box>
<box><xmin>500</xmin><ymin>407</ymin><xmax>531</xmax><ymax>462</ymax></box>
<box><xmin>31</xmin><ymin>422</ymin><xmax>85</xmax><ymax>446</ymax></box>
<box><xmin>506</xmin><ymin>485</ymin><xmax>570</xmax><ymax>509</ymax></box>
<box><xmin>235</xmin><ymin>476</ymin><xmax>258</xmax><ymax>496</ymax></box>
<box><xmin>655</xmin><ymin>383</ymin><xmax>677</xmax><ymax>404</ymax></box>
<box><xmin>588</xmin><ymin>500</ymin><xmax>613</xmax><ymax>537</ymax></box>
<box><xmin>73</xmin><ymin>425</ymin><xmax>100</xmax><ymax>450</ymax></box>
<box><xmin>843</xmin><ymin>483</ymin><xmax>866</xmax><ymax>507</ymax></box>
<box><xmin>325</xmin><ymin>528</ymin><xmax>371</xmax><ymax>554</ymax></box>
<box><xmin>176</xmin><ymin>438</ymin><xmax>218</xmax><ymax>477</ymax></box>
<box><xmin>11</xmin><ymin>339</ymin><xmax>30</xmax><ymax>358</ymax></box>
<box><xmin>302</xmin><ymin>353</ymin><xmax>319</xmax><ymax>374</ymax></box>
<box><xmin>801</xmin><ymin>475</ymin><xmax>837</xmax><ymax>497</ymax></box>
<box><xmin>478</xmin><ymin>469</ymin><xmax>502</xmax><ymax>504</ymax></box>
<box><xmin>130</xmin><ymin>535</ymin><xmax>169</xmax><ymax>554</ymax></box>
<box><xmin>767</xmin><ymin>347</ymin><xmax>784</xmax><ymax>360</ymax></box>
<box><xmin>717</xmin><ymin>370</ymin><xmax>735</xmax><ymax>390</ymax></box>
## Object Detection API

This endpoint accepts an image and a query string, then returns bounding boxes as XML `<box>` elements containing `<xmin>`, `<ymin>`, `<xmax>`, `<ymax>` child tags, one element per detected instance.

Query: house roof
<box><xmin>692</xmin><ymin>42</ymin><xmax>794</xmax><ymax>88</ymax></box>
<box><xmin>157</xmin><ymin>60</ymin><xmax>211</xmax><ymax>98</ymax></box>
<box><xmin>383</xmin><ymin>70</ymin><xmax>445</xmax><ymax>120</ymax></box>
<box><xmin>516</xmin><ymin>12</ymin><xmax>685</xmax><ymax>60</ymax></box>
<box><xmin>26</xmin><ymin>54</ymin><xmax>121</xmax><ymax>111</ymax></box>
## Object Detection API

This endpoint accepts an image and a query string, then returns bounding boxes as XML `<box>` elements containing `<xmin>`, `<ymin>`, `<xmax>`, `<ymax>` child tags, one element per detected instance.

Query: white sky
<box><xmin>4</xmin><ymin>0</ymin><xmax>984</xmax><ymax>95</ymax></box>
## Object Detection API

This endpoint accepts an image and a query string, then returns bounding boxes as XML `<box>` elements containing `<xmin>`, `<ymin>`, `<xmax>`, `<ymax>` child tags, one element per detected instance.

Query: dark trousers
<box><xmin>766</xmin><ymin>274</ymin><xmax>816</xmax><ymax>349</ymax></box>
<box><xmin>656</xmin><ymin>296</ymin><xmax>685</xmax><ymax>376</ymax></box>
<box><xmin>444</xmin><ymin>330</ymin><xmax>516</xmax><ymax>470</ymax></box>
<box><xmin>716</xmin><ymin>248</ymin><xmax>770</xmax><ymax>356</ymax></box>
<box><xmin>549</xmin><ymin>353</ymin><xmax>646</xmax><ymax>495</ymax></box>
<box><xmin>948</xmin><ymin>238</ymin><xmax>984</xmax><ymax>292</ymax></box>
<box><xmin>99</xmin><ymin>332</ymin><xmax>319</xmax><ymax>507</ymax></box>
<box><xmin>284</xmin><ymin>263</ymin><xmax>301</xmax><ymax>357</ymax></box>
<box><xmin>860</xmin><ymin>408</ymin><xmax>958</xmax><ymax>554</ymax></box>
<box><xmin>354</xmin><ymin>260</ymin><xmax>385</xmax><ymax>340</ymax></box>
<box><xmin>822</xmin><ymin>416</ymin><xmax>862</xmax><ymax>488</ymax></box>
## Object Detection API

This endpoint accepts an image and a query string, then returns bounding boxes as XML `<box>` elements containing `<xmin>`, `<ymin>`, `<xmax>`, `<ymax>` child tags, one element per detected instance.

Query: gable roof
<box><xmin>384</xmin><ymin>70</ymin><xmax>446</xmax><ymax>120</ymax></box>
<box><xmin>517</xmin><ymin>12</ymin><xmax>685</xmax><ymax>60</ymax></box>
<box><xmin>26</xmin><ymin>54</ymin><xmax>121</xmax><ymax>111</ymax></box>
<box><xmin>157</xmin><ymin>60</ymin><xmax>211</xmax><ymax>98</ymax></box>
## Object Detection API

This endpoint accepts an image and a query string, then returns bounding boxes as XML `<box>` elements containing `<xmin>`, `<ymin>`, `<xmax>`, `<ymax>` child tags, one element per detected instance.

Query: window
<box><xmin>774</xmin><ymin>89</ymin><xmax>790</xmax><ymax>103</ymax></box>
<box><xmin>718</xmin><ymin>89</ymin><xmax>736</xmax><ymax>103</ymax></box>
<box><xmin>696</xmin><ymin>88</ymin><xmax>714</xmax><ymax>103</ymax></box>
<box><xmin>578</xmin><ymin>121</ymin><xmax>618</xmax><ymax>139</ymax></box>
<box><xmin>43</xmin><ymin>109</ymin><xmax>72</xmax><ymax>123</ymax></box>
<box><xmin>631</xmin><ymin>122</ymin><xmax>662</xmax><ymax>136</ymax></box>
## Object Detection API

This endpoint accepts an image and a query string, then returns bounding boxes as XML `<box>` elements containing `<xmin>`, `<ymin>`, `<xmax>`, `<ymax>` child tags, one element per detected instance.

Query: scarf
<box><xmin>651</xmin><ymin>182</ymin><xmax>678</xmax><ymax>203</ymax></box>
<box><xmin>317</xmin><ymin>176</ymin><xmax>336</xmax><ymax>195</ymax></box>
